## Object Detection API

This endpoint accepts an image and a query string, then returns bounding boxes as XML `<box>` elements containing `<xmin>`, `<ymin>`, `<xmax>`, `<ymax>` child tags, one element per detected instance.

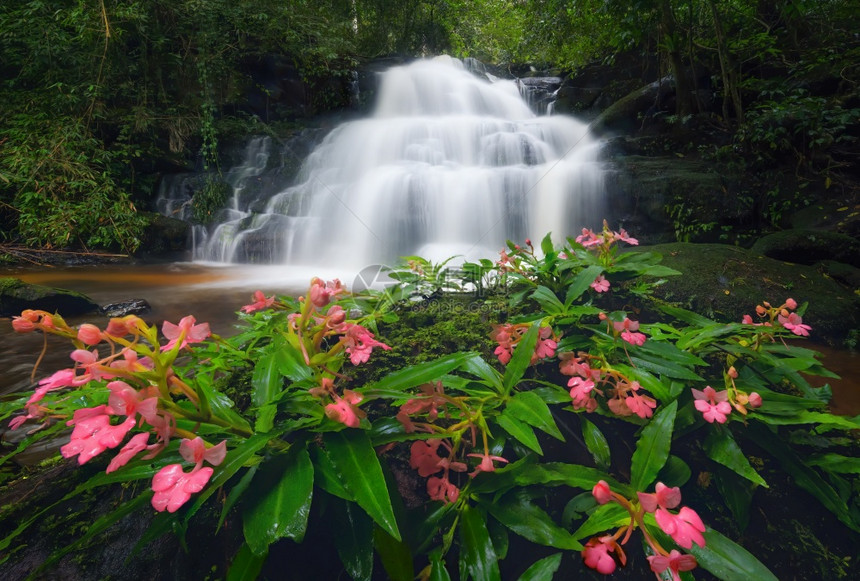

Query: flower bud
<box><xmin>785</xmin><ymin>298</ymin><xmax>797</xmax><ymax>310</ymax></box>
<box><xmin>592</xmin><ymin>480</ymin><xmax>612</xmax><ymax>505</ymax></box>
<box><xmin>77</xmin><ymin>323</ymin><xmax>103</xmax><ymax>346</ymax></box>
<box><xmin>727</xmin><ymin>366</ymin><xmax>738</xmax><ymax>379</ymax></box>
<box><xmin>755</xmin><ymin>305</ymin><xmax>766</xmax><ymax>316</ymax></box>
<box><xmin>747</xmin><ymin>392</ymin><xmax>762</xmax><ymax>408</ymax></box>
<box><xmin>12</xmin><ymin>317</ymin><xmax>36</xmax><ymax>333</ymax></box>
<box><xmin>598</xmin><ymin>312</ymin><xmax>607</xmax><ymax>321</ymax></box>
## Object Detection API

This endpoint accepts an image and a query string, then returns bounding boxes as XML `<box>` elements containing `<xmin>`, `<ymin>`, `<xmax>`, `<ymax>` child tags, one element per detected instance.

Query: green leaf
<box><xmin>310</xmin><ymin>445</ymin><xmax>353</xmax><ymax>501</ymax></box>
<box><xmin>703</xmin><ymin>430</ymin><xmax>767</xmax><ymax>487</ymax></box>
<box><xmin>429</xmin><ymin>551</ymin><xmax>453</xmax><ymax>581</ymax></box>
<box><xmin>332</xmin><ymin>497</ymin><xmax>374</xmax><ymax>581</ymax></box>
<box><xmin>497</xmin><ymin>412</ymin><xmax>543</xmax><ymax>454</ymax></box>
<box><xmin>628</xmin><ymin>356</ymin><xmax>703</xmax><ymax>381</ymax></box>
<box><xmin>480</xmin><ymin>492</ymin><xmax>582</xmax><ymax>550</ymax></box>
<box><xmin>460</xmin><ymin>353</ymin><xmax>503</xmax><ymax>391</ymax></box>
<box><xmin>196</xmin><ymin>376</ymin><xmax>252</xmax><ymax>434</ymax></box>
<box><xmin>752</xmin><ymin>410</ymin><xmax>859</xmax><ymax>430</ymax></box>
<box><xmin>806</xmin><ymin>453</ymin><xmax>860</xmax><ymax>474</ymax></box>
<box><xmin>690</xmin><ymin>528</ymin><xmax>778</xmax><ymax>581</ymax></box>
<box><xmin>502</xmin><ymin>321</ymin><xmax>541</xmax><ymax>395</ymax></box>
<box><xmin>572</xmin><ymin>503</ymin><xmax>629</xmax><ymax>541</ymax></box>
<box><xmin>373</xmin><ymin>525</ymin><xmax>413</xmax><ymax>581</ymax></box>
<box><xmin>659</xmin><ymin>302</ymin><xmax>714</xmax><ymax>327</ymax></box>
<box><xmin>506</xmin><ymin>391</ymin><xmax>564</xmax><ymax>441</ymax></box>
<box><xmin>630</xmin><ymin>399</ymin><xmax>677</xmax><ymax>491</ymax></box>
<box><xmin>243</xmin><ymin>445</ymin><xmax>314</xmax><ymax>555</ymax></box>
<box><xmin>324</xmin><ymin>431</ymin><xmax>401</xmax><ymax>540</ymax></box>
<box><xmin>531</xmin><ymin>285</ymin><xmax>565</xmax><ymax>315</ymax></box>
<box><xmin>657</xmin><ymin>455</ymin><xmax>692</xmax><ymax>487</ymax></box>
<box><xmin>540</xmin><ymin>232</ymin><xmax>554</xmax><ymax>255</ymax></box>
<box><xmin>580</xmin><ymin>417</ymin><xmax>611</xmax><ymax>471</ymax></box>
<box><xmin>227</xmin><ymin>543</ymin><xmax>267</xmax><ymax>581</ymax></box>
<box><xmin>364</xmin><ymin>352</ymin><xmax>474</xmax><ymax>397</ymax></box>
<box><xmin>747</xmin><ymin>422</ymin><xmax>859</xmax><ymax>532</ymax></box>
<box><xmin>252</xmin><ymin>349</ymin><xmax>284</xmax><ymax>408</ymax></box>
<box><xmin>713</xmin><ymin>466</ymin><xmax>756</xmax><ymax>532</ymax></box>
<box><xmin>460</xmin><ymin>505</ymin><xmax>501</xmax><ymax>581</ymax></box>
<box><xmin>218</xmin><ymin>464</ymin><xmax>258</xmax><ymax>532</ymax></box>
<box><xmin>564</xmin><ymin>264</ymin><xmax>605</xmax><ymax>306</ymax></box>
<box><xmin>516</xmin><ymin>553</ymin><xmax>562</xmax><ymax>581</ymax></box>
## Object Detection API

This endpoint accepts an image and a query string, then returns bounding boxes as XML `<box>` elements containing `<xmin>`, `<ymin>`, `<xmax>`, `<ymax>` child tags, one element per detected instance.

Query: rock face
<box><xmin>0</xmin><ymin>277</ymin><xmax>100</xmax><ymax>317</ymax></box>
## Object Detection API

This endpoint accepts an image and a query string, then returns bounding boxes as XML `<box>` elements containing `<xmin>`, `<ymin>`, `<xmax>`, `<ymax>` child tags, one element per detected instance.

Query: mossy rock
<box><xmin>750</xmin><ymin>229</ymin><xmax>860</xmax><ymax>268</ymax></box>
<box><xmin>0</xmin><ymin>277</ymin><xmax>99</xmax><ymax>318</ymax></box>
<box><xmin>138</xmin><ymin>212</ymin><xmax>190</xmax><ymax>257</ymax></box>
<box><xmin>644</xmin><ymin>243</ymin><xmax>860</xmax><ymax>345</ymax></box>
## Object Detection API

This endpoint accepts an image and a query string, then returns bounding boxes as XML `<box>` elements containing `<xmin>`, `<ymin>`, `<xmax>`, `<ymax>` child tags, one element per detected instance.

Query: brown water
<box><xmin>1</xmin><ymin>264</ymin><xmax>858</xmax><ymax>414</ymax></box>
<box><xmin>0</xmin><ymin>262</ymin><xmax>344</xmax><ymax>395</ymax></box>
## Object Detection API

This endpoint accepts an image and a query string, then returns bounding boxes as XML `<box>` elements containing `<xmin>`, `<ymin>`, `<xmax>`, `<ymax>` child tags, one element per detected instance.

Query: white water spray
<box><xmin>179</xmin><ymin>56</ymin><xmax>606</xmax><ymax>268</ymax></box>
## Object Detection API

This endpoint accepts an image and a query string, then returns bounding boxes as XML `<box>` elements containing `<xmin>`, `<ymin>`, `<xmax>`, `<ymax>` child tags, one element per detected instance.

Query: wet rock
<box><xmin>0</xmin><ymin>277</ymin><xmax>99</xmax><ymax>317</ymax></box>
<box><xmin>100</xmin><ymin>299</ymin><xmax>152</xmax><ymax>318</ymax></box>
<box><xmin>139</xmin><ymin>213</ymin><xmax>190</xmax><ymax>257</ymax></box>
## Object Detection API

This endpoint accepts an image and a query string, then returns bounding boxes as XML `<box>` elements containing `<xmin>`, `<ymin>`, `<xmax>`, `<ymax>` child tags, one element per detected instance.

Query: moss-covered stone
<box><xmin>0</xmin><ymin>277</ymin><xmax>99</xmax><ymax>317</ymax></box>
<box><xmin>750</xmin><ymin>228</ymin><xmax>860</xmax><ymax>268</ymax></box>
<box><xmin>642</xmin><ymin>243</ymin><xmax>860</xmax><ymax>345</ymax></box>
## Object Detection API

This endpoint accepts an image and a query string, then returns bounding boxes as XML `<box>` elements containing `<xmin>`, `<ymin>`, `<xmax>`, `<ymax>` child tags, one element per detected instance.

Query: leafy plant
<box><xmin>2</xmin><ymin>223</ymin><xmax>857</xmax><ymax>579</ymax></box>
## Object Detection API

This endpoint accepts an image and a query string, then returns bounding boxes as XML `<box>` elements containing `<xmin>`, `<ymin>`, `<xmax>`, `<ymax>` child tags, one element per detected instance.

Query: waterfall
<box><xmin>160</xmin><ymin>56</ymin><xmax>606</xmax><ymax>269</ymax></box>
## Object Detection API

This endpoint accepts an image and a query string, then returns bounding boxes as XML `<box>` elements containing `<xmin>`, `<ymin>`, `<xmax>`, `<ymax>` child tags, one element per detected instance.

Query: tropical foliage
<box><xmin>3</xmin><ymin>225</ymin><xmax>856</xmax><ymax>579</ymax></box>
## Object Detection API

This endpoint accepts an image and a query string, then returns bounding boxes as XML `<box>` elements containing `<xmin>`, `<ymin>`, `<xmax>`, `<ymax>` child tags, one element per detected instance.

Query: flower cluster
<box><xmin>398</xmin><ymin>382</ymin><xmax>509</xmax><ymax>503</ymax></box>
<box><xmin>490</xmin><ymin>322</ymin><xmax>557</xmax><ymax>365</ymax></box>
<box><xmin>741</xmin><ymin>297</ymin><xmax>812</xmax><ymax>337</ymax></box>
<box><xmin>584</xmin><ymin>480</ymin><xmax>704</xmax><ymax>580</ymax></box>
<box><xmin>560</xmin><ymin>353</ymin><xmax>658</xmax><ymax>418</ymax></box>
<box><xmin>9</xmin><ymin>309</ymin><xmax>228</xmax><ymax>512</ymax></box>
<box><xmin>692</xmin><ymin>366</ymin><xmax>762</xmax><ymax>424</ymax></box>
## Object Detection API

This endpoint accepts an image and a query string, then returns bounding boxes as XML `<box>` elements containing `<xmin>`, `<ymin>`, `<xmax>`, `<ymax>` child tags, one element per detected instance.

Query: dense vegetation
<box><xmin>0</xmin><ymin>0</ymin><xmax>858</xmax><ymax>251</ymax></box>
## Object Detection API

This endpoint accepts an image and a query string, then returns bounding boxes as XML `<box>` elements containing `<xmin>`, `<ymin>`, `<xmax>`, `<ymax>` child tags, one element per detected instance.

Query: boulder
<box><xmin>100</xmin><ymin>299</ymin><xmax>151</xmax><ymax>318</ymax></box>
<box><xmin>0</xmin><ymin>277</ymin><xmax>100</xmax><ymax>317</ymax></box>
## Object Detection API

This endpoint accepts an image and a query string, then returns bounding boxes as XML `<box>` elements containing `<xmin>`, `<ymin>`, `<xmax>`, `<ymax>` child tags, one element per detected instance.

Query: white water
<box><xmin>179</xmin><ymin>56</ymin><xmax>606</xmax><ymax>269</ymax></box>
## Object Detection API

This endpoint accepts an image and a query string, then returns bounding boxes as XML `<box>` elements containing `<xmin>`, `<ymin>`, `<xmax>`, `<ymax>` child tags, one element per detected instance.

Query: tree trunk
<box><xmin>708</xmin><ymin>0</ymin><xmax>744</xmax><ymax>124</ymax></box>
<box><xmin>659</xmin><ymin>0</ymin><xmax>694</xmax><ymax>116</ymax></box>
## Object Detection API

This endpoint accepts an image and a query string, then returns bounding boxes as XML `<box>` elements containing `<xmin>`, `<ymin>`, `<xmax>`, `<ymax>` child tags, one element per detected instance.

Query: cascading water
<box><xmin>164</xmin><ymin>56</ymin><xmax>606</xmax><ymax>270</ymax></box>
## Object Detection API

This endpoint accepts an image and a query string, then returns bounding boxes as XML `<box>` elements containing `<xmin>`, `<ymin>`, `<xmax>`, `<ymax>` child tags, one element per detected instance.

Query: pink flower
<box><xmin>590</xmin><ymin>275</ymin><xmax>610</xmax><ymax>293</ymax></box>
<box><xmin>576</xmin><ymin>228</ymin><xmax>602</xmax><ymax>248</ymax></box>
<box><xmin>625</xmin><ymin>388</ymin><xmax>657</xmax><ymax>419</ymax></box>
<box><xmin>410</xmin><ymin>440</ymin><xmax>444</xmax><ymax>477</ymax></box>
<box><xmin>26</xmin><ymin>368</ymin><xmax>77</xmax><ymax>406</ymax></box>
<box><xmin>151</xmin><ymin>463</ymin><xmax>214</xmax><ymax>513</ymax></box>
<box><xmin>742</xmin><ymin>314</ymin><xmax>754</xmax><ymax>324</ymax></box>
<box><xmin>426</xmin><ymin>475</ymin><xmax>460</xmax><ymax>503</ymax></box>
<box><xmin>692</xmin><ymin>386</ymin><xmax>732</xmax><ymax>424</ymax></box>
<box><xmin>655</xmin><ymin>506</ymin><xmax>706</xmax><ymax>549</ymax></box>
<box><xmin>106</xmin><ymin>432</ymin><xmax>151</xmax><ymax>473</ymax></box>
<box><xmin>637</xmin><ymin>482</ymin><xmax>681</xmax><ymax>513</ymax></box>
<box><xmin>340</xmin><ymin>324</ymin><xmax>391</xmax><ymax>365</ymax></box>
<box><xmin>161</xmin><ymin>315</ymin><xmax>211</xmax><ymax>351</ymax></box>
<box><xmin>150</xmin><ymin>437</ymin><xmax>227</xmax><ymax>513</ymax></box>
<box><xmin>568</xmin><ymin>376</ymin><xmax>595</xmax><ymax>409</ymax></box>
<box><xmin>615</xmin><ymin>228</ymin><xmax>639</xmax><ymax>245</ymax></box>
<box><xmin>613</xmin><ymin>317</ymin><xmax>647</xmax><ymax>346</ymax></box>
<box><xmin>592</xmin><ymin>480</ymin><xmax>612</xmax><ymax>505</ymax></box>
<box><xmin>648</xmin><ymin>550</ymin><xmax>698</xmax><ymax>581</ymax></box>
<box><xmin>467</xmin><ymin>452</ymin><xmax>508</xmax><ymax>477</ymax></box>
<box><xmin>107</xmin><ymin>380</ymin><xmax>157</xmax><ymax>419</ymax></box>
<box><xmin>582</xmin><ymin>536</ymin><xmax>624</xmax><ymax>574</ymax></box>
<box><xmin>325</xmin><ymin>390</ymin><xmax>365</xmax><ymax>428</ymax></box>
<box><xmin>621</xmin><ymin>330</ymin><xmax>647</xmax><ymax>346</ymax></box>
<box><xmin>180</xmin><ymin>436</ymin><xmax>227</xmax><ymax>466</ymax></box>
<box><xmin>778</xmin><ymin>312</ymin><xmax>812</xmax><ymax>336</ymax></box>
<box><xmin>60</xmin><ymin>405</ymin><xmax>137</xmax><ymax>464</ymax></box>
<box><xmin>241</xmin><ymin>290</ymin><xmax>275</xmax><ymax>313</ymax></box>
<box><xmin>309</xmin><ymin>278</ymin><xmax>345</xmax><ymax>308</ymax></box>
<box><xmin>104</xmin><ymin>315</ymin><xmax>144</xmax><ymax>338</ymax></box>
<box><xmin>532</xmin><ymin>326</ymin><xmax>557</xmax><ymax>362</ymax></box>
